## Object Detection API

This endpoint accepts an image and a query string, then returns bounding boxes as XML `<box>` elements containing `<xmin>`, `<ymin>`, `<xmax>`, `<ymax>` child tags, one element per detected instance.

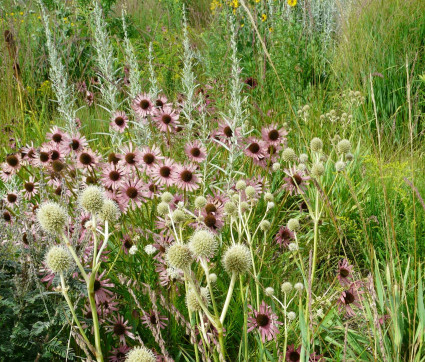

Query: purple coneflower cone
<box><xmin>337</xmin><ymin>258</ymin><xmax>354</xmax><ymax>286</ymax></box>
<box><xmin>275</xmin><ymin>226</ymin><xmax>295</xmax><ymax>247</ymax></box>
<box><xmin>337</xmin><ymin>281</ymin><xmax>364</xmax><ymax>317</ymax></box>
<box><xmin>283</xmin><ymin>166</ymin><xmax>310</xmax><ymax>195</ymax></box>
<box><xmin>247</xmin><ymin>301</ymin><xmax>282</xmax><ymax>342</ymax></box>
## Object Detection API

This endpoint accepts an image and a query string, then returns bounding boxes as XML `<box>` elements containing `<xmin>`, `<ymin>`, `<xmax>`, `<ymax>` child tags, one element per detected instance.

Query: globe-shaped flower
<box><xmin>37</xmin><ymin>202</ymin><xmax>68</xmax><ymax>235</ymax></box>
<box><xmin>161</xmin><ymin>192</ymin><xmax>173</xmax><ymax>203</ymax></box>
<box><xmin>337</xmin><ymin>139</ymin><xmax>351</xmax><ymax>154</ymax></box>
<box><xmin>287</xmin><ymin>218</ymin><xmax>300</xmax><ymax>231</ymax></box>
<box><xmin>99</xmin><ymin>199</ymin><xmax>120</xmax><ymax>224</ymax></box>
<box><xmin>311</xmin><ymin>162</ymin><xmax>325</xmax><ymax>178</ymax></box>
<box><xmin>189</xmin><ymin>229</ymin><xmax>217</xmax><ymax>259</ymax></box>
<box><xmin>45</xmin><ymin>245</ymin><xmax>73</xmax><ymax>273</ymax></box>
<box><xmin>79</xmin><ymin>186</ymin><xmax>105</xmax><ymax>214</ymax></box>
<box><xmin>166</xmin><ymin>243</ymin><xmax>193</xmax><ymax>270</ymax></box>
<box><xmin>157</xmin><ymin>202</ymin><xmax>169</xmax><ymax>216</ymax></box>
<box><xmin>282</xmin><ymin>148</ymin><xmax>297</xmax><ymax>162</ymax></box>
<box><xmin>125</xmin><ymin>346</ymin><xmax>156</xmax><ymax>362</ymax></box>
<box><xmin>186</xmin><ymin>287</ymin><xmax>210</xmax><ymax>312</ymax></box>
<box><xmin>222</xmin><ymin>243</ymin><xmax>251</xmax><ymax>275</ymax></box>
<box><xmin>194</xmin><ymin>196</ymin><xmax>207</xmax><ymax>209</ymax></box>
<box><xmin>310</xmin><ymin>137</ymin><xmax>323</xmax><ymax>152</ymax></box>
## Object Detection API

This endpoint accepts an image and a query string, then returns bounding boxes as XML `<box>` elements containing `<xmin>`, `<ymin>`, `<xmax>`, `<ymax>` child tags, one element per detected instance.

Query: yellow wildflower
<box><xmin>287</xmin><ymin>0</ymin><xmax>297</xmax><ymax>6</ymax></box>
<box><xmin>261</xmin><ymin>13</ymin><xmax>267</xmax><ymax>22</ymax></box>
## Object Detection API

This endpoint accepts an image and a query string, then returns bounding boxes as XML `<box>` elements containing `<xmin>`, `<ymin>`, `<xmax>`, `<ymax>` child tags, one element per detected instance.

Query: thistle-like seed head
<box><xmin>245</xmin><ymin>186</ymin><xmax>256</xmax><ymax>199</ymax></box>
<box><xmin>45</xmin><ymin>245</ymin><xmax>73</xmax><ymax>273</ymax></box>
<box><xmin>166</xmin><ymin>243</ymin><xmax>193</xmax><ymax>270</ymax></box>
<box><xmin>310</xmin><ymin>137</ymin><xmax>323</xmax><ymax>152</ymax></box>
<box><xmin>189</xmin><ymin>229</ymin><xmax>217</xmax><ymax>259</ymax></box>
<box><xmin>294</xmin><ymin>282</ymin><xmax>304</xmax><ymax>292</ymax></box>
<box><xmin>287</xmin><ymin>218</ymin><xmax>300</xmax><ymax>231</ymax></box>
<box><xmin>171</xmin><ymin>209</ymin><xmax>186</xmax><ymax>223</ymax></box>
<box><xmin>311</xmin><ymin>162</ymin><xmax>325</xmax><ymax>178</ymax></box>
<box><xmin>281</xmin><ymin>281</ymin><xmax>293</xmax><ymax>294</ymax></box>
<box><xmin>79</xmin><ymin>186</ymin><xmax>105</xmax><ymax>214</ymax></box>
<box><xmin>337</xmin><ymin>139</ymin><xmax>351</xmax><ymax>154</ymax></box>
<box><xmin>161</xmin><ymin>192</ymin><xmax>173</xmax><ymax>203</ymax></box>
<box><xmin>224</xmin><ymin>201</ymin><xmax>237</xmax><ymax>215</ymax></box>
<box><xmin>335</xmin><ymin>160</ymin><xmax>346</xmax><ymax>172</ymax></box>
<box><xmin>235</xmin><ymin>180</ymin><xmax>247</xmax><ymax>190</ymax></box>
<box><xmin>186</xmin><ymin>287</ymin><xmax>210</xmax><ymax>311</ymax></box>
<box><xmin>125</xmin><ymin>346</ymin><xmax>156</xmax><ymax>362</ymax></box>
<box><xmin>37</xmin><ymin>202</ymin><xmax>68</xmax><ymax>235</ymax></box>
<box><xmin>99</xmin><ymin>199</ymin><xmax>120</xmax><ymax>224</ymax></box>
<box><xmin>157</xmin><ymin>202</ymin><xmax>169</xmax><ymax>216</ymax></box>
<box><xmin>194</xmin><ymin>196</ymin><xmax>207</xmax><ymax>209</ymax></box>
<box><xmin>282</xmin><ymin>147</ymin><xmax>297</xmax><ymax>162</ymax></box>
<box><xmin>222</xmin><ymin>243</ymin><xmax>251</xmax><ymax>275</ymax></box>
<box><xmin>259</xmin><ymin>220</ymin><xmax>271</xmax><ymax>231</ymax></box>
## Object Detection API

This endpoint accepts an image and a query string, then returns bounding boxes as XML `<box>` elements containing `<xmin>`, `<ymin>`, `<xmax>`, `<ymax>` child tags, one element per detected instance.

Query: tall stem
<box><xmin>220</xmin><ymin>273</ymin><xmax>237</xmax><ymax>324</ymax></box>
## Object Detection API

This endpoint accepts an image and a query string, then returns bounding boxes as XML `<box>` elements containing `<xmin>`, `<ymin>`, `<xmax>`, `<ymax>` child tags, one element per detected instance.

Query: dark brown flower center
<box><xmin>268</xmin><ymin>145</ymin><xmax>277</xmax><ymax>156</ymax></box>
<box><xmin>190</xmin><ymin>147</ymin><xmax>201</xmax><ymax>157</ymax></box>
<box><xmin>40</xmin><ymin>152</ymin><xmax>49</xmax><ymax>163</ymax></box>
<box><xmin>116</xmin><ymin>352</ymin><xmax>125</xmax><ymax>359</ymax></box>
<box><xmin>52</xmin><ymin>160</ymin><xmax>64</xmax><ymax>172</ymax></box>
<box><xmin>223</xmin><ymin>126</ymin><xmax>233</xmax><ymax>138</ymax></box>
<box><xmin>205</xmin><ymin>203</ymin><xmax>217</xmax><ymax>213</ymax></box>
<box><xmin>149</xmin><ymin>184</ymin><xmax>157</xmax><ymax>192</ymax></box>
<box><xmin>109</xmin><ymin>171</ymin><xmax>120</xmax><ymax>181</ymax></box>
<box><xmin>279</xmin><ymin>228</ymin><xmax>292</xmax><ymax>241</ymax></box>
<box><xmin>7</xmin><ymin>194</ymin><xmax>17</xmax><ymax>203</ymax></box>
<box><xmin>126</xmin><ymin>187</ymin><xmax>138</xmax><ymax>199</ymax></box>
<box><xmin>115</xmin><ymin>117</ymin><xmax>125</xmax><ymax>126</ymax></box>
<box><xmin>268</xmin><ymin>129</ymin><xmax>279</xmax><ymax>141</ymax></box>
<box><xmin>150</xmin><ymin>314</ymin><xmax>157</xmax><ymax>324</ymax></box>
<box><xmin>86</xmin><ymin>176</ymin><xmax>97</xmax><ymax>184</ymax></box>
<box><xmin>162</xmin><ymin>114</ymin><xmax>172</xmax><ymax>124</ymax></box>
<box><xmin>94</xmin><ymin>280</ymin><xmax>101</xmax><ymax>291</ymax></box>
<box><xmin>255</xmin><ymin>313</ymin><xmax>269</xmax><ymax>327</ymax></box>
<box><xmin>248</xmin><ymin>143</ymin><xmax>260</xmax><ymax>154</ymax></box>
<box><xmin>27</xmin><ymin>149</ymin><xmax>35</xmax><ymax>159</ymax></box>
<box><xmin>113</xmin><ymin>323</ymin><xmax>126</xmax><ymax>336</ymax></box>
<box><xmin>80</xmin><ymin>152</ymin><xmax>93</xmax><ymax>165</ymax></box>
<box><xmin>204</xmin><ymin>214</ymin><xmax>216</xmax><ymax>227</ymax></box>
<box><xmin>124</xmin><ymin>238</ymin><xmax>133</xmax><ymax>249</ymax></box>
<box><xmin>6</xmin><ymin>154</ymin><xmax>18</xmax><ymax>167</ymax></box>
<box><xmin>156</xmin><ymin>99</ymin><xmax>164</xmax><ymax>107</ymax></box>
<box><xmin>344</xmin><ymin>291</ymin><xmax>355</xmax><ymax>304</ymax></box>
<box><xmin>143</xmin><ymin>153</ymin><xmax>155</xmax><ymax>165</ymax></box>
<box><xmin>71</xmin><ymin>139</ymin><xmax>80</xmax><ymax>150</ymax></box>
<box><xmin>52</xmin><ymin>133</ymin><xmax>62</xmax><ymax>143</ymax></box>
<box><xmin>24</xmin><ymin>182</ymin><xmax>34</xmax><ymax>192</ymax></box>
<box><xmin>50</xmin><ymin>150</ymin><xmax>60</xmax><ymax>161</ymax></box>
<box><xmin>160</xmin><ymin>166</ymin><xmax>171</xmax><ymax>178</ymax></box>
<box><xmin>108</xmin><ymin>152</ymin><xmax>120</xmax><ymax>165</ymax></box>
<box><xmin>180</xmin><ymin>170</ymin><xmax>193</xmax><ymax>182</ymax></box>
<box><xmin>289</xmin><ymin>351</ymin><xmax>300</xmax><ymax>361</ymax></box>
<box><xmin>340</xmin><ymin>268</ymin><xmax>349</xmax><ymax>278</ymax></box>
<box><xmin>125</xmin><ymin>153</ymin><xmax>136</xmax><ymax>165</ymax></box>
<box><xmin>140</xmin><ymin>99</ymin><xmax>150</xmax><ymax>110</ymax></box>
<box><xmin>3</xmin><ymin>211</ymin><xmax>11</xmax><ymax>221</ymax></box>
<box><xmin>291</xmin><ymin>174</ymin><xmax>303</xmax><ymax>186</ymax></box>
<box><xmin>55</xmin><ymin>186</ymin><xmax>62</xmax><ymax>195</ymax></box>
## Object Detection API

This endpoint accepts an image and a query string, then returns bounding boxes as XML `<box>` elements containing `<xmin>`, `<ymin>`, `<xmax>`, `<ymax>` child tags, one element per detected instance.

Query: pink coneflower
<box><xmin>337</xmin><ymin>281</ymin><xmax>363</xmax><ymax>317</ymax></box>
<box><xmin>216</xmin><ymin>121</ymin><xmax>240</xmax><ymax>146</ymax></box>
<box><xmin>119</xmin><ymin>178</ymin><xmax>146</xmax><ymax>210</ymax></box>
<box><xmin>185</xmin><ymin>141</ymin><xmax>207</xmax><ymax>162</ymax></box>
<box><xmin>109</xmin><ymin>345</ymin><xmax>130</xmax><ymax>362</ymax></box>
<box><xmin>261</xmin><ymin>124</ymin><xmax>288</xmax><ymax>145</ymax></box>
<box><xmin>119</xmin><ymin>143</ymin><xmax>142</xmax><ymax>173</ymax></box>
<box><xmin>283</xmin><ymin>166</ymin><xmax>310</xmax><ymax>195</ymax></box>
<box><xmin>286</xmin><ymin>345</ymin><xmax>301</xmax><ymax>361</ymax></box>
<box><xmin>98</xmin><ymin>296</ymin><xmax>120</xmax><ymax>317</ymax></box>
<box><xmin>21</xmin><ymin>142</ymin><xmax>37</xmax><ymax>165</ymax></box>
<box><xmin>337</xmin><ymin>259</ymin><xmax>354</xmax><ymax>286</ymax></box>
<box><xmin>274</xmin><ymin>226</ymin><xmax>294</xmax><ymax>247</ymax></box>
<box><xmin>3</xmin><ymin>210</ymin><xmax>12</xmax><ymax>223</ymax></box>
<box><xmin>77</xmin><ymin>148</ymin><xmax>100</xmax><ymax>169</ymax></box>
<box><xmin>106</xmin><ymin>315</ymin><xmax>135</xmax><ymax>345</ymax></box>
<box><xmin>155</xmin><ymin>261</ymin><xmax>184</xmax><ymax>289</ymax></box>
<box><xmin>92</xmin><ymin>271</ymin><xmax>115</xmax><ymax>304</ymax></box>
<box><xmin>141</xmin><ymin>310</ymin><xmax>168</xmax><ymax>329</ymax></box>
<box><xmin>4</xmin><ymin>153</ymin><xmax>21</xmax><ymax>173</ymax></box>
<box><xmin>68</xmin><ymin>132</ymin><xmax>88</xmax><ymax>153</ymax></box>
<box><xmin>201</xmin><ymin>206</ymin><xmax>224</xmax><ymax>232</ymax></box>
<box><xmin>110</xmin><ymin>111</ymin><xmax>129</xmax><ymax>133</ymax></box>
<box><xmin>22</xmin><ymin>176</ymin><xmax>39</xmax><ymax>199</ymax></box>
<box><xmin>244</xmin><ymin>137</ymin><xmax>266</xmax><ymax>161</ymax></box>
<box><xmin>173</xmin><ymin>163</ymin><xmax>201</xmax><ymax>191</ymax></box>
<box><xmin>0</xmin><ymin>166</ymin><xmax>13</xmax><ymax>182</ymax></box>
<box><xmin>35</xmin><ymin>145</ymin><xmax>52</xmax><ymax>168</ymax></box>
<box><xmin>46</xmin><ymin>126</ymin><xmax>69</xmax><ymax>147</ymax></box>
<box><xmin>152</xmin><ymin>105</ymin><xmax>180</xmax><ymax>133</ymax></box>
<box><xmin>140</xmin><ymin>146</ymin><xmax>163</xmax><ymax>172</ymax></box>
<box><xmin>121</xmin><ymin>234</ymin><xmax>134</xmax><ymax>254</ymax></box>
<box><xmin>4</xmin><ymin>191</ymin><xmax>19</xmax><ymax>207</ymax></box>
<box><xmin>107</xmin><ymin>152</ymin><xmax>122</xmax><ymax>165</ymax></box>
<box><xmin>85</xmin><ymin>91</ymin><xmax>94</xmax><ymax>106</ymax></box>
<box><xmin>259</xmin><ymin>143</ymin><xmax>282</xmax><ymax>167</ymax></box>
<box><xmin>132</xmin><ymin>93</ymin><xmax>153</xmax><ymax>117</ymax></box>
<box><xmin>150</xmin><ymin>158</ymin><xmax>177</xmax><ymax>187</ymax></box>
<box><xmin>154</xmin><ymin>94</ymin><xmax>171</xmax><ymax>109</ymax></box>
<box><xmin>145</xmin><ymin>182</ymin><xmax>163</xmax><ymax>199</ymax></box>
<box><xmin>247</xmin><ymin>301</ymin><xmax>282</xmax><ymax>342</ymax></box>
<box><xmin>101</xmin><ymin>163</ymin><xmax>126</xmax><ymax>190</ymax></box>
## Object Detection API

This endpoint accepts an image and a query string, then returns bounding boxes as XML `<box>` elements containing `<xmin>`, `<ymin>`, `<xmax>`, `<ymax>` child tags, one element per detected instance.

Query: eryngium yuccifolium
<box><xmin>194</xmin><ymin>196</ymin><xmax>207</xmax><ymax>209</ymax></box>
<box><xmin>294</xmin><ymin>282</ymin><xmax>304</xmax><ymax>292</ymax></box>
<box><xmin>222</xmin><ymin>243</ymin><xmax>252</xmax><ymax>275</ymax></box>
<box><xmin>209</xmin><ymin>273</ymin><xmax>217</xmax><ymax>283</ymax></box>
<box><xmin>245</xmin><ymin>186</ymin><xmax>256</xmax><ymax>199</ymax></box>
<box><xmin>99</xmin><ymin>199</ymin><xmax>120</xmax><ymax>224</ymax></box>
<box><xmin>335</xmin><ymin>160</ymin><xmax>346</xmax><ymax>172</ymax></box>
<box><xmin>346</xmin><ymin>152</ymin><xmax>354</xmax><ymax>161</ymax></box>
<box><xmin>224</xmin><ymin>201</ymin><xmax>237</xmax><ymax>215</ymax></box>
<box><xmin>272</xmin><ymin>162</ymin><xmax>281</xmax><ymax>171</ymax></box>
<box><xmin>235</xmin><ymin>180</ymin><xmax>247</xmax><ymax>190</ymax></box>
<box><xmin>189</xmin><ymin>229</ymin><xmax>217</xmax><ymax>258</ymax></box>
<box><xmin>281</xmin><ymin>282</ymin><xmax>293</xmax><ymax>294</ymax></box>
<box><xmin>157</xmin><ymin>202</ymin><xmax>169</xmax><ymax>215</ymax></box>
<box><xmin>161</xmin><ymin>192</ymin><xmax>173</xmax><ymax>203</ymax></box>
<box><xmin>79</xmin><ymin>186</ymin><xmax>105</xmax><ymax>214</ymax></box>
<box><xmin>240</xmin><ymin>201</ymin><xmax>250</xmax><ymax>213</ymax></box>
<box><xmin>311</xmin><ymin>162</ymin><xmax>325</xmax><ymax>178</ymax></box>
<box><xmin>265</xmin><ymin>287</ymin><xmax>275</xmax><ymax>296</ymax></box>
<box><xmin>299</xmin><ymin>153</ymin><xmax>308</xmax><ymax>163</ymax></box>
<box><xmin>166</xmin><ymin>243</ymin><xmax>193</xmax><ymax>270</ymax></box>
<box><xmin>125</xmin><ymin>346</ymin><xmax>156</xmax><ymax>362</ymax></box>
<box><xmin>186</xmin><ymin>287</ymin><xmax>210</xmax><ymax>312</ymax></box>
<box><xmin>260</xmin><ymin>220</ymin><xmax>271</xmax><ymax>231</ymax></box>
<box><xmin>45</xmin><ymin>246</ymin><xmax>73</xmax><ymax>273</ymax></box>
<box><xmin>171</xmin><ymin>209</ymin><xmax>186</xmax><ymax>223</ymax></box>
<box><xmin>264</xmin><ymin>192</ymin><xmax>274</xmax><ymax>202</ymax></box>
<box><xmin>37</xmin><ymin>202</ymin><xmax>68</xmax><ymax>235</ymax></box>
<box><xmin>287</xmin><ymin>218</ymin><xmax>300</xmax><ymax>231</ymax></box>
<box><xmin>287</xmin><ymin>311</ymin><xmax>296</xmax><ymax>321</ymax></box>
<box><xmin>282</xmin><ymin>147</ymin><xmax>297</xmax><ymax>162</ymax></box>
<box><xmin>310</xmin><ymin>137</ymin><xmax>323</xmax><ymax>152</ymax></box>
<box><xmin>337</xmin><ymin>139</ymin><xmax>351</xmax><ymax>154</ymax></box>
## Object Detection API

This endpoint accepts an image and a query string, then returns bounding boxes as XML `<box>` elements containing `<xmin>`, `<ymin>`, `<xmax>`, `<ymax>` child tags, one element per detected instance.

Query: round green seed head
<box><xmin>189</xmin><ymin>229</ymin><xmax>217</xmax><ymax>258</ymax></box>
<box><xmin>287</xmin><ymin>218</ymin><xmax>300</xmax><ymax>231</ymax></box>
<box><xmin>294</xmin><ymin>282</ymin><xmax>304</xmax><ymax>292</ymax></box>
<box><xmin>346</xmin><ymin>152</ymin><xmax>354</xmax><ymax>162</ymax></box>
<box><xmin>171</xmin><ymin>209</ymin><xmax>186</xmax><ymax>223</ymax></box>
<box><xmin>272</xmin><ymin>162</ymin><xmax>281</xmax><ymax>171</ymax></box>
<box><xmin>186</xmin><ymin>287</ymin><xmax>210</xmax><ymax>312</ymax></box>
<box><xmin>310</xmin><ymin>137</ymin><xmax>323</xmax><ymax>152</ymax></box>
<box><xmin>125</xmin><ymin>346</ymin><xmax>156</xmax><ymax>362</ymax></box>
<box><xmin>157</xmin><ymin>202</ymin><xmax>169</xmax><ymax>216</ymax></box>
<box><xmin>161</xmin><ymin>192</ymin><xmax>173</xmax><ymax>203</ymax></box>
<box><xmin>259</xmin><ymin>220</ymin><xmax>271</xmax><ymax>231</ymax></box>
<box><xmin>222</xmin><ymin>243</ymin><xmax>252</xmax><ymax>275</ymax></box>
<box><xmin>99</xmin><ymin>199</ymin><xmax>120</xmax><ymax>224</ymax></box>
<box><xmin>335</xmin><ymin>160</ymin><xmax>346</xmax><ymax>172</ymax></box>
<box><xmin>264</xmin><ymin>192</ymin><xmax>274</xmax><ymax>202</ymax></box>
<box><xmin>194</xmin><ymin>196</ymin><xmax>207</xmax><ymax>209</ymax></box>
<box><xmin>281</xmin><ymin>281</ymin><xmax>293</xmax><ymax>294</ymax></box>
<box><xmin>46</xmin><ymin>245</ymin><xmax>73</xmax><ymax>273</ymax></box>
<box><xmin>282</xmin><ymin>148</ymin><xmax>297</xmax><ymax>162</ymax></box>
<box><xmin>299</xmin><ymin>153</ymin><xmax>308</xmax><ymax>163</ymax></box>
<box><xmin>240</xmin><ymin>201</ymin><xmax>250</xmax><ymax>213</ymax></box>
<box><xmin>166</xmin><ymin>243</ymin><xmax>193</xmax><ymax>270</ymax></box>
<box><xmin>265</xmin><ymin>287</ymin><xmax>275</xmax><ymax>297</ymax></box>
<box><xmin>245</xmin><ymin>186</ymin><xmax>256</xmax><ymax>199</ymax></box>
<box><xmin>224</xmin><ymin>201</ymin><xmax>237</xmax><ymax>215</ymax></box>
<box><xmin>311</xmin><ymin>162</ymin><xmax>325</xmax><ymax>178</ymax></box>
<box><xmin>235</xmin><ymin>180</ymin><xmax>247</xmax><ymax>191</ymax></box>
<box><xmin>79</xmin><ymin>186</ymin><xmax>105</xmax><ymax>214</ymax></box>
<box><xmin>337</xmin><ymin>139</ymin><xmax>351</xmax><ymax>154</ymax></box>
<box><xmin>37</xmin><ymin>202</ymin><xmax>68</xmax><ymax>235</ymax></box>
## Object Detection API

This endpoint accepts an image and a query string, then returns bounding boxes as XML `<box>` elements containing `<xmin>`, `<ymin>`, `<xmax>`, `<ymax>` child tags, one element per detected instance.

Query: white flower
<box><xmin>288</xmin><ymin>243</ymin><xmax>299</xmax><ymax>251</ymax></box>
<box><xmin>129</xmin><ymin>245</ymin><xmax>138</xmax><ymax>255</ymax></box>
<box><xmin>144</xmin><ymin>244</ymin><xmax>156</xmax><ymax>255</ymax></box>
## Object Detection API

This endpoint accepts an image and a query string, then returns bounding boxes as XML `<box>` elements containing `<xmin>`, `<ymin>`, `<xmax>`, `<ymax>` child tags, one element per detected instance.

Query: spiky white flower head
<box><xmin>281</xmin><ymin>282</ymin><xmax>293</xmax><ymax>294</ymax></box>
<box><xmin>171</xmin><ymin>209</ymin><xmax>186</xmax><ymax>223</ymax></box>
<box><xmin>231</xmin><ymin>194</ymin><xmax>239</xmax><ymax>203</ymax></box>
<box><xmin>288</xmin><ymin>243</ymin><xmax>299</xmax><ymax>251</ymax></box>
<box><xmin>235</xmin><ymin>180</ymin><xmax>247</xmax><ymax>191</ymax></box>
<box><xmin>299</xmin><ymin>153</ymin><xmax>308</xmax><ymax>163</ymax></box>
<box><xmin>37</xmin><ymin>202</ymin><xmax>68</xmax><ymax>235</ymax></box>
<box><xmin>346</xmin><ymin>152</ymin><xmax>354</xmax><ymax>161</ymax></box>
<box><xmin>287</xmin><ymin>218</ymin><xmax>300</xmax><ymax>231</ymax></box>
<box><xmin>311</xmin><ymin>162</ymin><xmax>325</xmax><ymax>178</ymax></box>
<box><xmin>45</xmin><ymin>245</ymin><xmax>73</xmax><ymax>273</ymax></box>
<box><xmin>272</xmin><ymin>162</ymin><xmax>281</xmax><ymax>171</ymax></box>
<box><xmin>337</xmin><ymin>139</ymin><xmax>351</xmax><ymax>154</ymax></box>
<box><xmin>240</xmin><ymin>201</ymin><xmax>250</xmax><ymax>213</ymax></box>
<box><xmin>222</xmin><ymin>243</ymin><xmax>252</xmax><ymax>275</ymax></box>
<box><xmin>161</xmin><ymin>192</ymin><xmax>173</xmax><ymax>203</ymax></box>
<box><xmin>310</xmin><ymin>137</ymin><xmax>323</xmax><ymax>152</ymax></box>
<box><xmin>209</xmin><ymin>273</ymin><xmax>217</xmax><ymax>283</ymax></box>
<box><xmin>265</xmin><ymin>287</ymin><xmax>275</xmax><ymax>297</ymax></box>
<box><xmin>125</xmin><ymin>346</ymin><xmax>156</xmax><ymax>362</ymax></box>
<box><xmin>297</xmin><ymin>163</ymin><xmax>306</xmax><ymax>171</ymax></box>
<box><xmin>224</xmin><ymin>201</ymin><xmax>237</xmax><ymax>215</ymax></box>
<box><xmin>186</xmin><ymin>287</ymin><xmax>210</xmax><ymax>312</ymax></box>
<box><xmin>317</xmin><ymin>308</ymin><xmax>324</xmax><ymax>318</ymax></box>
<box><xmin>264</xmin><ymin>192</ymin><xmax>274</xmax><ymax>202</ymax></box>
<box><xmin>335</xmin><ymin>160</ymin><xmax>346</xmax><ymax>172</ymax></box>
<box><xmin>129</xmin><ymin>245</ymin><xmax>138</xmax><ymax>255</ymax></box>
<box><xmin>144</xmin><ymin>244</ymin><xmax>156</xmax><ymax>255</ymax></box>
<box><xmin>99</xmin><ymin>199</ymin><xmax>120</xmax><ymax>224</ymax></box>
<box><xmin>294</xmin><ymin>282</ymin><xmax>304</xmax><ymax>292</ymax></box>
<box><xmin>189</xmin><ymin>229</ymin><xmax>217</xmax><ymax>259</ymax></box>
<box><xmin>267</xmin><ymin>202</ymin><xmax>275</xmax><ymax>210</ymax></box>
<box><xmin>282</xmin><ymin>148</ymin><xmax>297</xmax><ymax>162</ymax></box>
<box><xmin>287</xmin><ymin>311</ymin><xmax>296</xmax><ymax>321</ymax></box>
<box><xmin>177</xmin><ymin>201</ymin><xmax>184</xmax><ymax>208</ymax></box>
<box><xmin>166</xmin><ymin>243</ymin><xmax>193</xmax><ymax>270</ymax></box>
<box><xmin>259</xmin><ymin>220</ymin><xmax>271</xmax><ymax>231</ymax></box>
<box><xmin>245</xmin><ymin>186</ymin><xmax>256</xmax><ymax>199</ymax></box>
<box><xmin>157</xmin><ymin>202</ymin><xmax>169</xmax><ymax>216</ymax></box>
<box><xmin>79</xmin><ymin>186</ymin><xmax>105</xmax><ymax>214</ymax></box>
<box><xmin>194</xmin><ymin>196</ymin><xmax>207</xmax><ymax>209</ymax></box>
